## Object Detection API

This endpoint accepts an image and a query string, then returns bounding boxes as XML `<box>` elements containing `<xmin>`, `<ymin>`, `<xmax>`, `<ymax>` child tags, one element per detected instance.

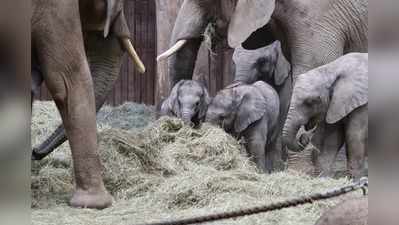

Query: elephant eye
<box><xmin>256</xmin><ymin>57</ymin><xmax>267</xmax><ymax>66</ymax></box>
<box><xmin>304</xmin><ymin>97</ymin><xmax>321</xmax><ymax>106</ymax></box>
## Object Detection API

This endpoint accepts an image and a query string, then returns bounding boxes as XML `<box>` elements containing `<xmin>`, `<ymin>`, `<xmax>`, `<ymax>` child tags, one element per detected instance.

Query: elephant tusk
<box><xmin>157</xmin><ymin>40</ymin><xmax>188</xmax><ymax>61</ymax></box>
<box><xmin>121</xmin><ymin>38</ymin><xmax>146</xmax><ymax>74</ymax></box>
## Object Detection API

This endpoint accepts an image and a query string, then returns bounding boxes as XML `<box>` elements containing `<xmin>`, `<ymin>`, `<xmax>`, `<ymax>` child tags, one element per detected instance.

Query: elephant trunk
<box><xmin>181</xmin><ymin>109</ymin><xmax>194</xmax><ymax>125</ymax></box>
<box><xmin>168</xmin><ymin>39</ymin><xmax>203</xmax><ymax>87</ymax></box>
<box><xmin>31</xmin><ymin>126</ymin><xmax>68</xmax><ymax>160</ymax></box>
<box><xmin>234</xmin><ymin>70</ymin><xmax>253</xmax><ymax>84</ymax></box>
<box><xmin>282</xmin><ymin>108</ymin><xmax>304</xmax><ymax>152</ymax></box>
<box><xmin>164</xmin><ymin>0</ymin><xmax>211</xmax><ymax>87</ymax></box>
<box><xmin>32</xmin><ymin>34</ymin><xmax>124</xmax><ymax>160</ymax></box>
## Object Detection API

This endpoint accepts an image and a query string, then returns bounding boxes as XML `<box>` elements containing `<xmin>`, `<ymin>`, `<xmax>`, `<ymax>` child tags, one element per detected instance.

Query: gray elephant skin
<box><xmin>206</xmin><ymin>81</ymin><xmax>280</xmax><ymax>173</ymax></box>
<box><xmin>286</xmin><ymin>129</ymin><xmax>322</xmax><ymax>176</ymax></box>
<box><xmin>158</xmin><ymin>0</ymin><xmax>367</xmax><ymax>88</ymax></box>
<box><xmin>282</xmin><ymin>53</ymin><xmax>368</xmax><ymax>179</ymax></box>
<box><xmin>31</xmin><ymin>0</ymin><xmax>145</xmax><ymax>209</ymax></box>
<box><xmin>32</xmin><ymin>0</ymin><xmax>145</xmax><ymax>161</ymax></box>
<box><xmin>233</xmin><ymin>40</ymin><xmax>292</xmax><ymax>170</ymax></box>
<box><xmin>315</xmin><ymin>197</ymin><xmax>368</xmax><ymax>225</ymax></box>
<box><xmin>160</xmin><ymin>80</ymin><xmax>210</xmax><ymax>125</ymax></box>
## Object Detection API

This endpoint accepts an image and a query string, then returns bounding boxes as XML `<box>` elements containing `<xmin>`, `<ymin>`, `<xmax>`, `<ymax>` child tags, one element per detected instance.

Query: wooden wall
<box><xmin>37</xmin><ymin>0</ymin><xmax>234</xmax><ymax>106</ymax></box>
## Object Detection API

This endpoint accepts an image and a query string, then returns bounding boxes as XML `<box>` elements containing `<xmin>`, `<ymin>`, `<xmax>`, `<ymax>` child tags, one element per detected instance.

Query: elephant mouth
<box><xmin>305</xmin><ymin>116</ymin><xmax>320</xmax><ymax>131</ymax></box>
<box><xmin>203</xmin><ymin>19</ymin><xmax>229</xmax><ymax>52</ymax></box>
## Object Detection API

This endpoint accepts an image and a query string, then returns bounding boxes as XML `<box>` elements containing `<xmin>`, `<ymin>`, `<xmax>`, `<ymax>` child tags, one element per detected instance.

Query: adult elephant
<box><xmin>31</xmin><ymin>0</ymin><xmax>145</xmax><ymax>208</ymax></box>
<box><xmin>32</xmin><ymin>0</ymin><xmax>145</xmax><ymax>160</ymax></box>
<box><xmin>157</xmin><ymin>0</ymin><xmax>368</xmax><ymax>87</ymax></box>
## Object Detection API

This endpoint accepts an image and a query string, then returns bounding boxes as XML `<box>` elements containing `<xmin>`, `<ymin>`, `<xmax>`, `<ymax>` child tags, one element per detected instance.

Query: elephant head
<box><xmin>32</xmin><ymin>0</ymin><xmax>146</xmax><ymax>160</ymax></box>
<box><xmin>233</xmin><ymin>41</ymin><xmax>290</xmax><ymax>86</ymax></box>
<box><xmin>157</xmin><ymin>0</ymin><xmax>276</xmax><ymax>86</ymax></box>
<box><xmin>282</xmin><ymin>55</ymin><xmax>368</xmax><ymax>152</ymax></box>
<box><xmin>206</xmin><ymin>84</ymin><xmax>267</xmax><ymax>134</ymax></box>
<box><xmin>160</xmin><ymin>80</ymin><xmax>210</xmax><ymax>125</ymax></box>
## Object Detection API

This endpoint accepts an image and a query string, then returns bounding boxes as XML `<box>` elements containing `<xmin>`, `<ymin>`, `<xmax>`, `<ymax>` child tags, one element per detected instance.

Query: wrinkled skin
<box><xmin>166</xmin><ymin>0</ymin><xmax>367</xmax><ymax>88</ymax></box>
<box><xmin>206</xmin><ymin>81</ymin><xmax>280</xmax><ymax>173</ymax></box>
<box><xmin>282</xmin><ymin>53</ymin><xmax>368</xmax><ymax>179</ymax></box>
<box><xmin>30</xmin><ymin>0</ymin><xmax>144</xmax><ymax>209</ymax></box>
<box><xmin>32</xmin><ymin>0</ymin><xmax>141</xmax><ymax>160</ymax></box>
<box><xmin>233</xmin><ymin>40</ymin><xmax>291</xmax><ymax>170</ymax></box>
<box><xmin>160</xmin><ymin>80</ymin><xmax>210</xmax><ymax>126</ymax></box>
<box><xmin>315</xmin><ymin>197</ymin><xmax>368</xmax><ymax>225</ymax></box>
<box><xmin>286</xmin><ymin>130</ymin><xmax>322</xmax><ymax>176</ymax></box>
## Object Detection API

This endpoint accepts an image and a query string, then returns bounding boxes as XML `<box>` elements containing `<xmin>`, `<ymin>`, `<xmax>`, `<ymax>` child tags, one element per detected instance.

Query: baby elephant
<box><xmin>160</xmin><ymin>80</ymin><xmax>210</xmax><ymax>125</ymax></box>
<box><xmin>282</xmin><ymin>53</ymin><xmax>368</xmax><ymax>179</ymax></box>
<box><xmin>206</xmin><ymin>81</ymin><xmax>280</xmax><ymax>173</ymax></box>
<box><xmin>233</xmin><ymin>41</ymin><xmax>292</xmax><ymax>170</ymax></box>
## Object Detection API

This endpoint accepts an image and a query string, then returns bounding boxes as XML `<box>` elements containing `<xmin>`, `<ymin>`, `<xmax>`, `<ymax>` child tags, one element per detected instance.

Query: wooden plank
<box><xmin>147</xmin><ymin>0</ymin><xmax>156</xmax><ymax>104</ymax></box>
<box><xmin>132</xmin><ymin>0</ymin><xmax>139</xmax><ymax>103</ymax></box>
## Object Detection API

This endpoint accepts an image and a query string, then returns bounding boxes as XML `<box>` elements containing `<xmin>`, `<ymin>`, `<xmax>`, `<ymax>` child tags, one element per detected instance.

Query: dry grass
<box><xmin>31</xmin><ymin>102</ymin><xmax>359</xmax><ymax>225</ymax></box>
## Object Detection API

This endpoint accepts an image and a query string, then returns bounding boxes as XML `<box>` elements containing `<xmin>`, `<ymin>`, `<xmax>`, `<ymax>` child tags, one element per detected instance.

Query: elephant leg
<box><xmin>32</xmin><ymin>0</ymin><xmax>112</xmax><ymax>209</ymax></box>
<box><xmin>32</xmin><ymin>33</ymin><xmax>124</xmax><ymax>160</ymax></box>
<box><xmin>266</xmin><ymin>137</ymin><xmax>284</xmax><ymax>172</ymax></box>
<box><xmin>244</xmin><ymin>118</ymin><xmax>268</xmax><ymax>173</ymax></box>
<box><xmin>290</xmin><ymin>28</ymin><xmax>345</xmax><ymax>80</ymax></box>
<box><xmin>31</xmin><ymin>55</ymin><xmax>43</xmax><ymax>109</ymax></box>
<box><xmin>345</xmin><ymin>106</ymin><xmax>368</xmax><ymax>180</ymax></box>
<box><xmin>246</xmin><ymin>137</ymin><xmax>267</xmax><ymax>173</ymax></box>
<box><xmin>312</xmin><ymin>123</ymin><xmax>345</xmax><ymax>177</ymax></box>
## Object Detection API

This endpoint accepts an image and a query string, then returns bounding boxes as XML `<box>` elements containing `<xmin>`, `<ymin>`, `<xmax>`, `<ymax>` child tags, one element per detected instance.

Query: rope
<box><xmin>136</xmin><ymin>177</ymin><xmax>368</xmax><ymax>225</ymax></box>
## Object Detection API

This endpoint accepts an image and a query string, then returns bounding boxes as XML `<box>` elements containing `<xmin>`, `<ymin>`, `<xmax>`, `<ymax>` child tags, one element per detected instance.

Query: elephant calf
<box><xmin>206</xmin><ymin>81</ymin><xmax>280</xmax><ymax>173</ymax></box>
<box><xmin>160</xmin><ymin>80</ymin><xmax>210</xmax><ymax>126</ymax></box>
<box><xmin>233</xmin><ymin>40</ymin><xmax>292</xmax><ymax>170</ymax></box>
<box><xmin>282</xmin><ymin>53</ymin><xmax>368</xmax><ymax>179</ymax></box>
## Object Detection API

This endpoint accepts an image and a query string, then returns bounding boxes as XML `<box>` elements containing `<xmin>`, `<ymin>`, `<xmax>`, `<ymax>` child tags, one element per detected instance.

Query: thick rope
<box><xmin>136</xmin><ymin>177</ymin><xmax>368</xmax><ymax>225</ymax></box>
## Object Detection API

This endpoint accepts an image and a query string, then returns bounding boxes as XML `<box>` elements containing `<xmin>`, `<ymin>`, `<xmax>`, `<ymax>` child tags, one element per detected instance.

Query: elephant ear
<box><xmin>198</xmin><ymin>86</ymin><xmax>211</xmax><ymax>120</ymax></box>
<box><xmin>171</xmin><ymin>80</ymin><xmax>186</xmax><ymax>117</ymax></box>
<box><xmin>326</xmin><ymin>74</ymin><xmax>368</xmax><ymax>124</ymax></box>
<box><xmin>161</xmin><ymin>80</ymin><xmax>185</xmax><ymax>117</ymax></box>
<box><xmin>234</xmin><ymin>89</ymin><xmax>267</xmax><ymax>133</ymax></box>
<box><xmin>104</xmin><ymin>0</ymin><xmax>125</xmax><ymax>37</ymax></box>
<box><xmin>273</xmin><ymin>41</ymin><xmax>291</xmax><ymax>86</ymax></box>
<box><xmin>228</xmin><ymin>0</ymin><xmax>276</xmax><ymax>48</ymax></box>
<box><xmin>160</xmin><ymin>98</ymin><xmax>173</xmax><ymax>117</ymax></box>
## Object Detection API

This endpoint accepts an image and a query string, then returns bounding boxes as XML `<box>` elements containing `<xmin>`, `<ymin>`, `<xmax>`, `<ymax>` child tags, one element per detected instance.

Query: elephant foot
<box><xmin>70</xmin><ymin>188</ymin><xmax>113</xmax><ymax>209</ymax></box>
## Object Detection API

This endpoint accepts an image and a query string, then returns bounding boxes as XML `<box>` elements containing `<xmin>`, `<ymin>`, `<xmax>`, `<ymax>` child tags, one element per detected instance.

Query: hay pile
<box><xmin>31</xmin><ymin>102</ymin><xmax>358</xmax><ymax>225</ymax></box>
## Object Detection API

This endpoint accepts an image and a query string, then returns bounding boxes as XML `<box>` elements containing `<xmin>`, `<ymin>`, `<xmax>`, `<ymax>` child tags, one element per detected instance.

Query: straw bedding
<box><xmin>31</xmin><ymin>101</ymin><xmax>357</xmax><ymax>225</ymax></box>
